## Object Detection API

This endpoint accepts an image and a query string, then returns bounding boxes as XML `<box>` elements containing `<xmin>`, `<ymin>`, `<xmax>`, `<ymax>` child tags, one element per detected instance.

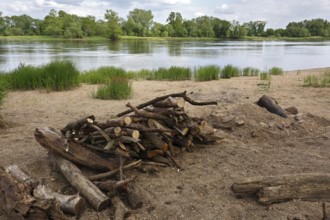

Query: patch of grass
<box><xmin>268</xmin><ymin>66</ymin><xmax>284</xmax><ymax>75</ymax></box>
<box><xmin>303</xmin><ymin>70</ymin><xmax>330</xmax><ymax>87</ymax></box>
<box><xmin>81</xmin><ymin>66</ymin><xmax>127</xmax><ymax>84</ymax></box>
<box><xmin>194</xmin><ymin>65</ymin><xmax>220</xmax><ymax>81</ymax></box>
<box><xmin>153</xmin><ymin>66</ymin><xmax>192</xmax><ymax>81</ymax></box>
<box><xmin>0</xmin><ymin>79</ymin><xmax>7</xmax><ymax>109</ymax></box>
<box><xmin>243</xmin><ymin>67</ymin><xmax>260</xmax><ymax>76</ymax></box>
<box><xmin>42</xmin><ymin>60</ymin><xmax>80</xmax><ymax>91</ymax></box>
<box><xmin>93</xmin><ymin>77</ymin><xmax>132</xmax><ymax>100</ymax></box>
<box><xmin>128</xmin><ymin>69</ymin><xmax>154</xmax><ymax>80</ymax></box>
<box><xmin>221</xmin><ymin>65</ymin><xmax>240</xmax><ymax>78</ymax></box>
<box><xmin>8</xmin><ymin>64</ymin><xmax>43</xmax><ymax>90</ymax></box>
<box><xmin>260</xmin><ymin>71</ymin><xmax>271</xmax><ymax>81</ymax></box>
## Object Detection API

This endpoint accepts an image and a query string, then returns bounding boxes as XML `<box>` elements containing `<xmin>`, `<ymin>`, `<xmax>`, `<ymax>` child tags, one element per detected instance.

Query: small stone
<box><xmin>259</xmin><ymin>122</ymin><xmax>268</xmax><ymax>127</ymax></box>
<box><xmin>285</xmin><ymin>106</ymin><xmax>299</xmax><ymax>115</ymax></box>
<box><xmin>222</xmin><ymin>115</ymin><xmax>235</xmax><ymax>123</ymax></box>
<box><xmin>294</xmin><ymin>113</ymin><xmax>304</xmax><ymax>121</ymax></box>
<box><xmin>235</xmin><ymin>117</ymin><xmax>245</xmax><ymax>126</ymax></box>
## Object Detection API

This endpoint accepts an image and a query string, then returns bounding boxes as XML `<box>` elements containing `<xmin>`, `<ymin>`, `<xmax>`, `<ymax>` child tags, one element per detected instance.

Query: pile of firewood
<box><xmin>0</xmin><ymin>91</ymin><xmax>218</xmax><ymax>219</ymax></box>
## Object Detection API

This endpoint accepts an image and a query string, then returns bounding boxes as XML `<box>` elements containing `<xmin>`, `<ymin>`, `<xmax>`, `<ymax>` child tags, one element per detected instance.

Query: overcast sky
<box><xmin>1</xmin><ymin>0</ymin><xmax>329</xmax><ymax>28</ymax></box>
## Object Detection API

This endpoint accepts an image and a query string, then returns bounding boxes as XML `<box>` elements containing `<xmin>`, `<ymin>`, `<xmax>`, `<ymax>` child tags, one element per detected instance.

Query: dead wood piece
<box><xmin>33</xmin><ymin>185</ymin><xmax>86</xmax><ymax>215</ymax></box>
<box><xmin>145</xmin><ymin>106</ymin><xmax>185</xmax><ymax>116</ymax></box>
<box><xmin>231</xmin><ymin>173</ymin><xmax>330</xmax><ymax>205</ymax></box>
<box><xmin>0</xmin><ymin>166</ymin><xmax>67</xmax><ymax>220</ymax></box>
<box><xmin>123</xmin><ymin>186</ymin><xmax>143</xmax><ymax>210</ymax></box>
<box><xmin>95</xmin><ymin>117</ymin><xmax>132</xmax><ymax>130</ymax></box>
<box><xmin>152</xmin><ymin>97</ymin><xmax>185</xmax><ymax>108</ymax></box>
<box><xmin>35</xmin><ymin>127</ymin><xmax>118</xmax><ymax>171</ymax></box>
<box><xmin>117</xmin><ymin>91</ymin><xmax>187</xmax><ymax>117</ymax></box>
<box><xmin>52</xmin><ymin>155</ymin><xmax>110</xmax><ymax>211</ymax></box>
<box><xmin>6</xmin><ymin>165</ymin><xmax>39</xmax><ymax>189</ymax></box>
<box><xmin>6</xmin><ymin>165</ymin><xmax>85</xmax><ymax>215</ymax></box>
<box><xmin>95</xmin><ymin>177</ymin><xmax>135</xmax><ymax>192</ymax></box>
<box><xmin>89</xmin><ymin>160</ymin><xmax>141</xmax><ymax>181</ymax></box>
<box><xmin>125</xmin><ymin>123</ymin><xmax>173</xmax><ymax>134</ymax></box>
<box><xmin>256</xmin><ymin>95</ymin><xmax>288</xmax><ymax>118</ymax></box>
<box><xmin>60</xmin><ymin>115</ymin><xmax>95</xmax><ymax>135</ymax></box>
<box><xmin>126</xmin><ymin>103</ymin><xmax>176</xmax><ymax>127</ymax></box>
<box><xmin>112</xmin><ymin>196</ymin><xmax>132</xmax><ymax>220</ymax></box>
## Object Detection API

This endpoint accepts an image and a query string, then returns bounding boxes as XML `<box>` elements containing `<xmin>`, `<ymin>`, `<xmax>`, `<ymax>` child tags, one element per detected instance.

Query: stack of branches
<box><xmin>32</xmin><ymin>91</ymin><xmax>218</xmax><ymax>218</ymax></box>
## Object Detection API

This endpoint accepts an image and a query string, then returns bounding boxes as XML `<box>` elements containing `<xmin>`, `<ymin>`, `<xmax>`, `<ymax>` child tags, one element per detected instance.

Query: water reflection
<box><xmin>0</xmin><ymin>39</ymin><xmax>329</xmax><ymax>72</ymax></box>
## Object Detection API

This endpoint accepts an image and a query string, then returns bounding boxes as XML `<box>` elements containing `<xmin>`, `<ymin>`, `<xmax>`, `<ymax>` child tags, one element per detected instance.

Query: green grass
<box><xmin>127</xmin><ymin>69</ymin><xmax>154</xmax><ymax>80</ymax></box>
<box><xmin>260</xmin><ymin>71</ymin><xmax>271</xmax><ymax>81</ymax></box>
<box><xmin>243</xmin><ymin>67</ymin><xmax>260</xmax><ymax>76</ymax></box>
<box><xmin>0</xmin><ymin>78</ymin><xmax>7</xmax><ymax>109</ymax></box>
<box><xmin>268</xmin><ymin>66</ymin><xmax>284</xmax><ymax>75</ymax></box>
<box><xmin>6</xmin><ymin>61</ymin><xmax>80</xmax><ymax>91</ymax></box>
<box><xmin>8</xmin><ymin>64</ymin><xmax>43</xmax><ymax>90</ymax></box>
<box><xmin>221</xmin><ymin>65</ymin><xmax>240</xmax><ymax>78</ymax></box>
<box><xmin>303</xmin><ymin>70</ymin><xmax>330</xmax><ymax>87</ymax></box>
<box><xmin>93</xmin><ymin>77</ymin><xmax>132</xmax><ymax>100</ymax></box>
<box><xmin>194</xmin><ymin>65</ymin><xmax>220</xmax><ymax>81</ymax></box>
<box><xmin>81</xmin><ymin>66</ymin><xmax>127</xmax><ymax>84</ymax></box>
<box><xmin>42</xmin><ymin>60</ymin><xmax>80</xmax><ymax>91</ymax></box>
<box><xmin>153</xmin><ymin>66</ymin><xmax>192</xmax><ymax>81</ymax></box>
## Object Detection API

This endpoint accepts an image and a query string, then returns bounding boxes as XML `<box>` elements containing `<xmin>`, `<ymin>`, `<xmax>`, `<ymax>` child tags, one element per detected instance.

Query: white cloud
<box><xmin>194</xmin><ymin>11</ymin><xmax>204</xmax><ymax>17</ymax></box>
<box><xmin>161</xmin><ymin>0</ymin><xmax>191</xmax><ymax>5</ymax></box>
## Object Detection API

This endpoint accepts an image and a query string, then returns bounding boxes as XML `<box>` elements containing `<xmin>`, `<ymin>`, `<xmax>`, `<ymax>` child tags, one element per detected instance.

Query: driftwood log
<box><xmin>34</xmin><ymin>127</ymin><xmax>119</xmax><ymax>171</ymax></box>
<box><xmin>6</xmin><ymin>165</ymin><xmax>86</xmax><ymax>215</ymax></box>
<box><xmin>0</xmin><ymin>166</ymin><xmax>67</xmax><ymax>220</ymax></box>
<box><xmin>231</xmin><ymin>173</ymin><xmax>330</xmax><ymax>205</ymax></box>
<box><xmin>256</xmin><ymin>95</ymin><xmax>288</xmax><ymax>118</ymax></box>
<box><xmin>52</xmin><ymin>155</ymin><xmax>110</xmax><ymax>211</ymax></box>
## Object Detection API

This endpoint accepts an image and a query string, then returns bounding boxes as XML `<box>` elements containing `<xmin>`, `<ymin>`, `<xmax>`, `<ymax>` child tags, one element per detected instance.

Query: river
<box><xmin>0</xmin><ymin>39</ymin><xmax>329</xmax><ymax>72</ymax></box>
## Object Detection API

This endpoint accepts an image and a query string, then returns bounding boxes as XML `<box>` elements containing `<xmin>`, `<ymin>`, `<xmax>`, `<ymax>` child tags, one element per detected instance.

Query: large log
<box><xmin>231</xmin><ymin>173</ymin><xmax>330</xmax><ymax>205</ymax></box>
<box><xmin>52</xmin><ymin>155</ymin><xmax>110</xmax><ymax>211</ymax></box>
<box><xmin>0</xmin><ymin>166</ymin><xmax>67</xmax><ymax>220</ymax></box>
<box><xmin>35</xmin><ymin>127</ymin><xmax>119</xmax><ymax>171</ymax></box>
<box><xmin>6</xmin><ymin>165</ymin><xmax>86</xmax><ymax>215</ymax></box>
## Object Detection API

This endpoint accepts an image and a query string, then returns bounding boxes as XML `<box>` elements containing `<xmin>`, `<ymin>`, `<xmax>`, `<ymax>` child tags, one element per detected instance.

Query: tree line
<box><xmin>0</xmin><ymin>9</ymin><xmax>329</xmax><ymax>39</ymax></box>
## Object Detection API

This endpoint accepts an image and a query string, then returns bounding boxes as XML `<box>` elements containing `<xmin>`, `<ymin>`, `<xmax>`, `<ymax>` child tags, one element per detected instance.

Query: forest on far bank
<box><xmin>1</xmin><ymin>9</ymin><xmax>330</xmax><ymax>40</ymax></box>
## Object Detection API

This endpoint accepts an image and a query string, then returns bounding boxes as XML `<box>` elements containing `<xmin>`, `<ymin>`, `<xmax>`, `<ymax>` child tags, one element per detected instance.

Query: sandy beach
<box><xmin>0</xmin><ymin>67</ymin><xmax>330</xmax><ymax>219</ymax></box>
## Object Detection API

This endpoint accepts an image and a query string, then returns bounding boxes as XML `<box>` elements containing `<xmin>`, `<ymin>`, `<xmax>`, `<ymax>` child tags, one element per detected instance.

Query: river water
<box><xmin>0</xmin><ymin>39</ymin><xmax>329</xmax><ymax>72</ymax></box>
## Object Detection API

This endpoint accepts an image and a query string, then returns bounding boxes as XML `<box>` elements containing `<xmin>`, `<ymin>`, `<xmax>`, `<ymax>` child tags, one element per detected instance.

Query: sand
<box><xmin>0</xmin><ymin>68</ymin><xmax>330</xmax><ymax>219</ymax></box>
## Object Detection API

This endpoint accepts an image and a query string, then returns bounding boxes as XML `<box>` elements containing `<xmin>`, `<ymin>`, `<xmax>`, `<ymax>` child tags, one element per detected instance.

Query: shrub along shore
<box><xmin>0</xmin><ymin>60</ymin><xmax>328</xmax><ymax>103</ymax></box>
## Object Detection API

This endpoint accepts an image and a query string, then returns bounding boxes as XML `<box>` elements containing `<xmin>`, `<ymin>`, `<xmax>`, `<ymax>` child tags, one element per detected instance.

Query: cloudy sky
<box><xmin>1</xmin><ymin>0</ymin><xmax>329</xmax><ymax>28</ymax></box>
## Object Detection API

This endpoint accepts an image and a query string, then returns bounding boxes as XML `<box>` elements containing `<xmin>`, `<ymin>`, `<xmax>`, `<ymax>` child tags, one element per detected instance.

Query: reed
<box><xmin>194</xmin><ymin>65</ymin><xmax>220</xmax><ymax>81</ymax></box>
<box><xmin>153</xmin><ymin>66</ymin><xmax>192</xmax><ymax>81</ymax></box>
<box><xmin>42</xmin><ymin>60</ymin><xmax>80</xmax><ymax>91</ymax></box>
<box><xmin>303</xmin><ymin>70</ymin><xmax>330</xmax><ymax>87</ymax></box>
<box><xmin>0</xmin><ymin>78</ymin><xmax>7</xmax><ymax>109</ymax></box>
<box><xmin>93</xmin><ymin>77</ymin><xmax>132</xmax><ymax>100</ymax></box>
<box><xmin>8</xmin><ymin>64</ymin><xmax>43</xmax><ymax>90</ymax></box>
<box><xmin>127</xmin><ymin>69</ymin><xmax>154</xmax><ymax>80</ymax></box>
<box><xmin>221</xmin><ymin>65</ymin><xmax>240</xmax><ymax>78</ymax></box>
<box><xmin>243</xmin><ymin>67</ymin><xmax>260</xmax><ymax>76</ymax></box>
<box><xmin>81</xmin><ymin>66</ymin><xmax>127</xmax><ymax>84</ymax></box>
<box><xmin>260</xmin><ymin>71</ymin><xmax>271</xmax><ymax>81</ymax></box>
<box><xmin>268</xmin><ymin>66</ymin><xmax>284</xmax><ymax>75</ymax></box>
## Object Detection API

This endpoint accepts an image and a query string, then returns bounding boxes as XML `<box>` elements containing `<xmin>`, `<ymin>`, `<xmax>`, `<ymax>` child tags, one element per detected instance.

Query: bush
<box><xmin>221</xmin><ymin>65</ymin><xmax>240</xmax><ymax>78</ymax></box>
<box><xmin>243</xmin><ymin>67</ymin><xmax>260</xmax><ymax>76</ymax></box>
<box><xmin>195</xmin><ymin>65</ymin><xmax>220</xmax><ymax>81</ymax></box>
<box><xmin>81</xmin><ymin>66</ymin><xmax>127</xmax><ymax>84</ymax></box>
<box><xmin>268</xmin><ymin>66</ymin><xmax>284</xmax><ymax>75</ymax></box>
<box><xmin>93</xmin><ymin>77</ymin><xmax>132</xmax><ymax>100</ymax></box>
<box><xmin>42</xmin><ymin>60</ymin><xmax>80</xmax><ymax>91</ymax></box>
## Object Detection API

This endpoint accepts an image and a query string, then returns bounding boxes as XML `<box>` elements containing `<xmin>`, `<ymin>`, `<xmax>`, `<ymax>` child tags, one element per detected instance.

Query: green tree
<box><xmin>166</xmin><ymin>12</ymin><xmax>186</xmax><ymax>37</ymax></box>
<box><xmin>194</xmin><ymin>16</ymin><xmax>214</xmax><ymax>37</ymax></box>
<box><xmin>285</xmin><ymin>22</ymin><xmax>310</xmax><ymax>37</ymax></box>
<box><xmin>124</xmin><ymin>9</ymin><xmax>153</xmax><ymax>36</ymax></box>
<box><xmin>44</xmin><ymin>9</ymin><xmax>63</xmax><ymax>37</ymax></box>
<box><xmin>104</xmin><ymin>9</ymin><xmax>122</xmax><ymax>40</ymax></box>
<box><xmin>212</xmin><ymin>18</ymin><xmax>231</xmax><ymax>38</ymax></box>
<box><xmin>81</xmin><ymin>16</ymin><xmax>97</xmax><ymax>36</ymax></box>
